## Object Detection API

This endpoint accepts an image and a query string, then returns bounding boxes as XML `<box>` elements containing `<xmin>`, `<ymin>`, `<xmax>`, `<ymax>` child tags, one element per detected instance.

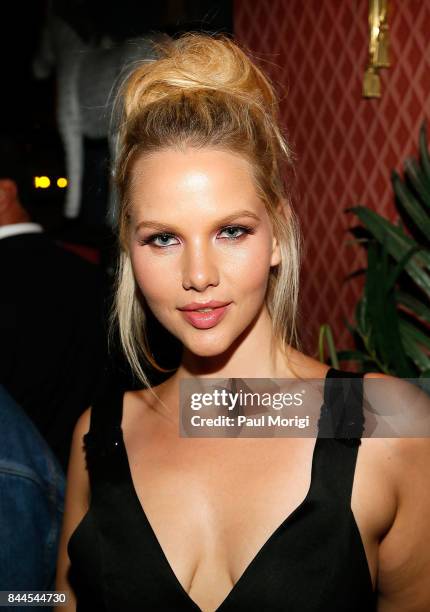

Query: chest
<box><xmin>122</xmin><ymin>428</ymin><xmax>391</xmax><ymax>607</ymax></box>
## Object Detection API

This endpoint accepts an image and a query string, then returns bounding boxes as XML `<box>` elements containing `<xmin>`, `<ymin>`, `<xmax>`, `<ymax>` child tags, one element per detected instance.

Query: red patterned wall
<box><xmin>234</xmin><ymin>0</ymin><xmax>430</xmax><ymax>364</ymax></box>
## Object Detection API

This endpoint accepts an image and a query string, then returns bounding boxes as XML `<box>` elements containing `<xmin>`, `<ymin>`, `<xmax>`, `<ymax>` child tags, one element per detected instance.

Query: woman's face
<box><xmin>128</xmin><ymin>147</ymin><xmax>281</xmax><ymax>357</ymax></box>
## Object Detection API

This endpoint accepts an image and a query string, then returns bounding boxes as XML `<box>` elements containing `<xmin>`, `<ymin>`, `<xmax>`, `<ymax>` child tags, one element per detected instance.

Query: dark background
<box><xmin>0</xmin><ymin>0</ymin><xmax>233</xmax><ymax>390</ymax></box>
<box><xmin>0</xmin><ymin>0</ymin><xmax>233</xmax><ymax>241</ymax></box>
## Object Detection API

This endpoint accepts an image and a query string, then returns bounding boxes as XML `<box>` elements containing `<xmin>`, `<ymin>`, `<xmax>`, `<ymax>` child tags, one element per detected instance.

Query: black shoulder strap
<box><xmin>83</xmin><ymin>381</ymin><xmax>125</xmax><ymax>488</ymax></box>
<box><xmin>319</xmin><ymin>368</ymin><xmax>365</xmax><ymax>446</ymax></box>
<box><xmin>315</xmin><ymin>368</ymin><xmax>366</xmax><ymax>505</ymax></box>
<box><xmin>88</xmin><ymin>380</ymin><xmax>125</xmax><ymax>436</ymax></box>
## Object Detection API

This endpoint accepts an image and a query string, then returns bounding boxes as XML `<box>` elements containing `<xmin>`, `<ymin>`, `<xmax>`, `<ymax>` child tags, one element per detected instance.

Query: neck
<box><xmin>153</xmin><ymin>305</ymin><xmax>304</xmax><ymax>425</ymax></box>
<box><xmin>0</xmin><ymin>210</ymin><xmax>30</xmax><ymax>226</ymax></box>
<box><xmin>172</xmin><ymin>304</ymin><xmax>297</xmax><ymax>383</ymax></box>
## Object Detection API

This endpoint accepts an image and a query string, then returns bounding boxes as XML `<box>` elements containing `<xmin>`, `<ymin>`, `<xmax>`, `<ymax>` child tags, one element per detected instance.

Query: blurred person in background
<box><xmin>0</xmin><ymin>171</ymin><xmax>107</xmax><ymax>470</ymax></box>
<box><xmin>0</xmin><ymin>384</ymin><xmax>65</xmax><ymax>600</ymax></box>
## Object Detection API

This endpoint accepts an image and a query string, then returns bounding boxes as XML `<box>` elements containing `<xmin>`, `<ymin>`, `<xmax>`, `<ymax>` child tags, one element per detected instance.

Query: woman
<box><xmin>55</xmin><ymin>33</ymin><xmax>430</xmax><ymax>611</ymax></box>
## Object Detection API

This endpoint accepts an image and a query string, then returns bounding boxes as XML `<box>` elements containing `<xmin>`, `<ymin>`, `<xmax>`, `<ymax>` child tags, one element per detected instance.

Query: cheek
<box><xmin>225</xmin><ymin>235</ymin><xmax>273</xmax><ymax>294</ymax></box>
<box><xmin>130</xmin><ymin>249</ymin><xmax>176</xmax><ymax>306</ymax></box>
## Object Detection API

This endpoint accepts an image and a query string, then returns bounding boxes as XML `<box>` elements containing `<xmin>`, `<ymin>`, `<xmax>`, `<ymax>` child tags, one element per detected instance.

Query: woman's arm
<box><xmin>54</xmin><ymin>408</ymin><xmax>92</xmax><ymax>612</ymax></box>
<box><xmin>377</xmin><ymin>436</ymin><xmax>430</xmax><ymax>610</ymax></box>
<box><xmin>371</xmin><ymin>373</ymin><xmax>430</xmax><ymax>610</ymax></box>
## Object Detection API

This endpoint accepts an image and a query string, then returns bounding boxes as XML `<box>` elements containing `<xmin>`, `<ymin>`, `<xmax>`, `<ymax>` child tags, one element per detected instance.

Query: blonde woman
<box><xmin>55</xmin><ymin>33</ymin><xmax>430</xmax><ymax>612</ymax></box>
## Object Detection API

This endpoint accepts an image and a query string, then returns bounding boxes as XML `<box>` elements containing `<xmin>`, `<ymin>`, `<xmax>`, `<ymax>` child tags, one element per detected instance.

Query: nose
<box><xmin>182</xmin><ymin>240</ymin><xmax>220</xmax><ymax>292</ymax></box>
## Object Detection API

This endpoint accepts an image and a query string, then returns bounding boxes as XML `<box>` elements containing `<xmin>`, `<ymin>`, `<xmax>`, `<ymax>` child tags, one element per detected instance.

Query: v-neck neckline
<box><xmin>118</xmin><ymin>368</ymin><xmax>336</xmax><ymax>611</ymax></box>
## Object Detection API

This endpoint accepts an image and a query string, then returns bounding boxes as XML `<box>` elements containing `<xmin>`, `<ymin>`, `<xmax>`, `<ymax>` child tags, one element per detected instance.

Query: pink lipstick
<box><xmin>180</xmin><ymin>305</ymin><xmax>230</xmax><ymax>329</ymax></box>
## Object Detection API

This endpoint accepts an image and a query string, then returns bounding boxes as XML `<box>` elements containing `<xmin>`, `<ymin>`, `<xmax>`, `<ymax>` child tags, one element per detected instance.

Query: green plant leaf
<box><xmin>365</xmin><ymin>241</ymin><xmax>416</xmax><ymax>376</ymax></box>
<box><xmin>399</xmin><ymin>318</ymin><xmax>430</xmax><ymax>372</ymax></box>
<box><xmin>395</xmin><ymin>290</ymin><xmax>430</xmax><ymax>324</ymax></box>
<box><xmin>346</xmin><ymin>205</ymin><xmax>430</xmax><ymax>297</ymax></box>
<box><xmin>419</xmin><ymin>121</ymin><xmax>430</xmax><ymax>182</ymax></box>
<box><xmin>355</xmin><ymin>297</ymin><xmax>368</xmax><ymax>338</ymax></box>
<box><xmin>399</xmin><ymin>318</ymin><xmax>430</xmax><ymax>351</ymax></box>
<box><xmin>318</xmin><ymin>323</ymin><xmax>339</xmax><ymax>368</ymax></box>
<box><xmin>386</xmin><ymin>243</ymin><xmax>422</xmax><ymax>291</ymax></box>
<box><xmin>404</xmin><ymin>157</ymin><xmax>430</xmax><ymax>207</ymax></box>
<box><xmin>343</xmin><ymin>318</ymin><xmax>356</xmax><ymax>336</ymax></box>
<box><xmin>344</xmin><ymin>268</ymin><xmax>366</xmax><ymax>283</ymax></box>
<box><xmin>335</xmin><ymin>349</ymin><xmax>376</xmax><ymax>364</ymax></box>
<box><xmin>338</xmin><ymin>122</ymin><xmax>430</xmax><ymax>380</ymax></box>
<box><xmin>392</xmin><ymin>170</ymin><xmax>430</xmax><ymax>237</ymax></box>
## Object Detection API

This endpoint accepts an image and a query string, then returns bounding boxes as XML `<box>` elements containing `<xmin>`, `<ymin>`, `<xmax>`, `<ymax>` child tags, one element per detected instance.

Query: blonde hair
<box><xmin>110</xmin><ymin>32</ymin><xmax>304</xmax><ymax>389</ymax></box>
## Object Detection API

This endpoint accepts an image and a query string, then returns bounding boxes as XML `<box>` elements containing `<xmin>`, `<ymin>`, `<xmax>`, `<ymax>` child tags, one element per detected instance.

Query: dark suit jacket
<box><xmin>0</xmin><ymin>231</ymin><xmax>107</xmax><ymax>470</ymax></box>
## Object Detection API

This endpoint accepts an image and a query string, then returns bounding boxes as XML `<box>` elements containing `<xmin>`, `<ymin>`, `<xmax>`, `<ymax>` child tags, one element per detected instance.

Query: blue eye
<box><xmin>140</xmin><ymin>225</ymin><xmax>254</xmax><ymax>249</ymax></box>
<box><xmin>146</xmin><ymin>233</ymin><xmax>178</xmax><ymax>248</ymax></box>
<box><xmin>219</xmin><ymin>226</ymin><xmax>251</xmax><ymax>240</ymax></box>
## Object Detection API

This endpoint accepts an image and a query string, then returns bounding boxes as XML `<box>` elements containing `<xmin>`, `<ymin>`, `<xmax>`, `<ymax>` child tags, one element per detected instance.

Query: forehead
<box><xmin>128</xmin><ymin>147</ymin><xmax>261</xmax><ymax>214</ymax></box>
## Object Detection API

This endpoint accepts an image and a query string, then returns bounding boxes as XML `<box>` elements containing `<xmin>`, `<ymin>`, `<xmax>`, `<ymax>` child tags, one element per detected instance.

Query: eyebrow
<box><xmin>134</xmin><ymin>209</ymin><xmax>261</xmax><ymax>233</ymax></box>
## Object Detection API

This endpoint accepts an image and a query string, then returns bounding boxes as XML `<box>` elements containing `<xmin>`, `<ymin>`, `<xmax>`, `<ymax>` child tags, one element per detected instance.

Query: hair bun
<box><xmin>120</xmin><ymin>32</ymin><xmax>279</xmax><ymax>122</ymax></box>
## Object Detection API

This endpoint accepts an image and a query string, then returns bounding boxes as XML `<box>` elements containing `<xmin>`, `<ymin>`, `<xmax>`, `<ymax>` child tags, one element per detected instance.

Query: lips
<box><xmin>178</xmin><ymin>300</ymin><xmax>231</xmax><ymax>311</ymax></box>
<box><xmin>179</xmin><ymin>303</ymin><xmax>231</xmax><ymax>329</ymax></box>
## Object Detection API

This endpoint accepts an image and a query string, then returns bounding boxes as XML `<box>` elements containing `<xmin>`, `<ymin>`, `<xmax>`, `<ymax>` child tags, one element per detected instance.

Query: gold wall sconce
<box><xmin>363</xmin><ymin>0</ymin><xmax>391</xmax><ymax>98</ymax></box>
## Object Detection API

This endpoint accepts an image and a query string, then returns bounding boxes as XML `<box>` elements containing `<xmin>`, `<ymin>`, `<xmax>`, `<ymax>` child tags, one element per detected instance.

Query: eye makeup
<box><xmin>138</xmin><ymin>224</ymin><xmax>256</xmax><ymax>249</ymax></box>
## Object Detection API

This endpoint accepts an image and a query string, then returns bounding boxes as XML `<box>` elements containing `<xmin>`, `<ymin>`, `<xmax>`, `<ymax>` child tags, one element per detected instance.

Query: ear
<box><xmin>270</xmin><ymin>202</ymin><xmax>287</xmax><ymax>268</ymax></box>
<box><xmin>275</xmin><ymin>197</ymin><xmax>292</xmax><ymax>221</ymax></box>
<box><xmin>270</xmin><ymin>232</ymin><xmax>281</xmax><ymax>267</ymax></box>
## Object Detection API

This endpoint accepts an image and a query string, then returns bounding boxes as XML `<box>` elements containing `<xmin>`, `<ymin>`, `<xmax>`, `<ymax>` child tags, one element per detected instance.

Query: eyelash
<box><xmin>139</xmin><ymin>225</ymin><xmax>255</xmax><ymax>249</ymax></box>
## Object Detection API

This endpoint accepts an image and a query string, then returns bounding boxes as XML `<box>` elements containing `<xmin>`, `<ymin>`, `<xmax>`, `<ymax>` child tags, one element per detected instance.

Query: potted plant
<box><xmin>319</xmin><ymin>121</ymin><xmax>430</xmax><ymax>380</ymax></box>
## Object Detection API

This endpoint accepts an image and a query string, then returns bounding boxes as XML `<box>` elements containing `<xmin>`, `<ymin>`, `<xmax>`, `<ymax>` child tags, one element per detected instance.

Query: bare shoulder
<box><xmin>122</xmin><ymin>378</ymin><xmax>174</xmax><ymax>430</ymax></box>
<box><xmin>73</xmin><ymin>406</ymin><xmax>92</xmax><ymax>441</ymax></box>
<box><xmin>362</xmin><ymin>372</ymin><xmax>430</xmax><ymax>610</ymax></box>
<box><xmin>66</xmin><ymin>406</ymin><xmax>93</xmax><ymax>506</ymax></box>
<box><xmin>123</xmin><ymin>379</ymin><xmax>170</xmax><ymax>413</ymax></box>
<box><xmin>362</xmin><ymin>370</ymin><xmax>430</xmax><ymax>468</ymax></box>
<box><xmin>284</xmin><ymin>348</ymin><xmax>332</xmax><ymax>378</ymax></box>
<box><xmin>65</xmin><ymin>408</ymin><xmax>93</xmax><ymax>497</ymax></box>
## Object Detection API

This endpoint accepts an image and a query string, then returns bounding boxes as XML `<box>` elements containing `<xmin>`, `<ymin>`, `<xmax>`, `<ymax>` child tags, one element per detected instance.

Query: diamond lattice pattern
<box><xmin>234</xmin><ymin>0</ymin><xmax>430</xmax><ymax>364</ymax></box>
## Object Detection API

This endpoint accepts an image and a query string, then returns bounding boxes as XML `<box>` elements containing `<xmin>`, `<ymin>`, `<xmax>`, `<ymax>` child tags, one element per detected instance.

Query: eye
<box><xmin>218</xmin><ymin>225</ymin><xmax>254</xmax><ymax>240</ymax></box>
<box><xmin>139</xmin><ymin>225</ymin><xmax>254</xmax><ymax>249</ymax></box>
<box><xmin>140</xmin><ymin>232</ymin><xmax>179</xmax><ymax>248</ymax></box>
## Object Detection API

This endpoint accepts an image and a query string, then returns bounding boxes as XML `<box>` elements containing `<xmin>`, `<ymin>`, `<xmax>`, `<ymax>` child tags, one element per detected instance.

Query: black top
<box><xmin>68</xmin><ymin>368</ymin><xmax>377</xmax><ymax>611</ymax></box>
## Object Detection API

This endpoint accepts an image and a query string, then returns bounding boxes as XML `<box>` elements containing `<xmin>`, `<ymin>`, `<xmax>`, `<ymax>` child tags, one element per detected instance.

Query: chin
<box><xmin>176</xmin><ymin>325</ymin><xmax>237</xmax><ymax>356</ymax></box>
